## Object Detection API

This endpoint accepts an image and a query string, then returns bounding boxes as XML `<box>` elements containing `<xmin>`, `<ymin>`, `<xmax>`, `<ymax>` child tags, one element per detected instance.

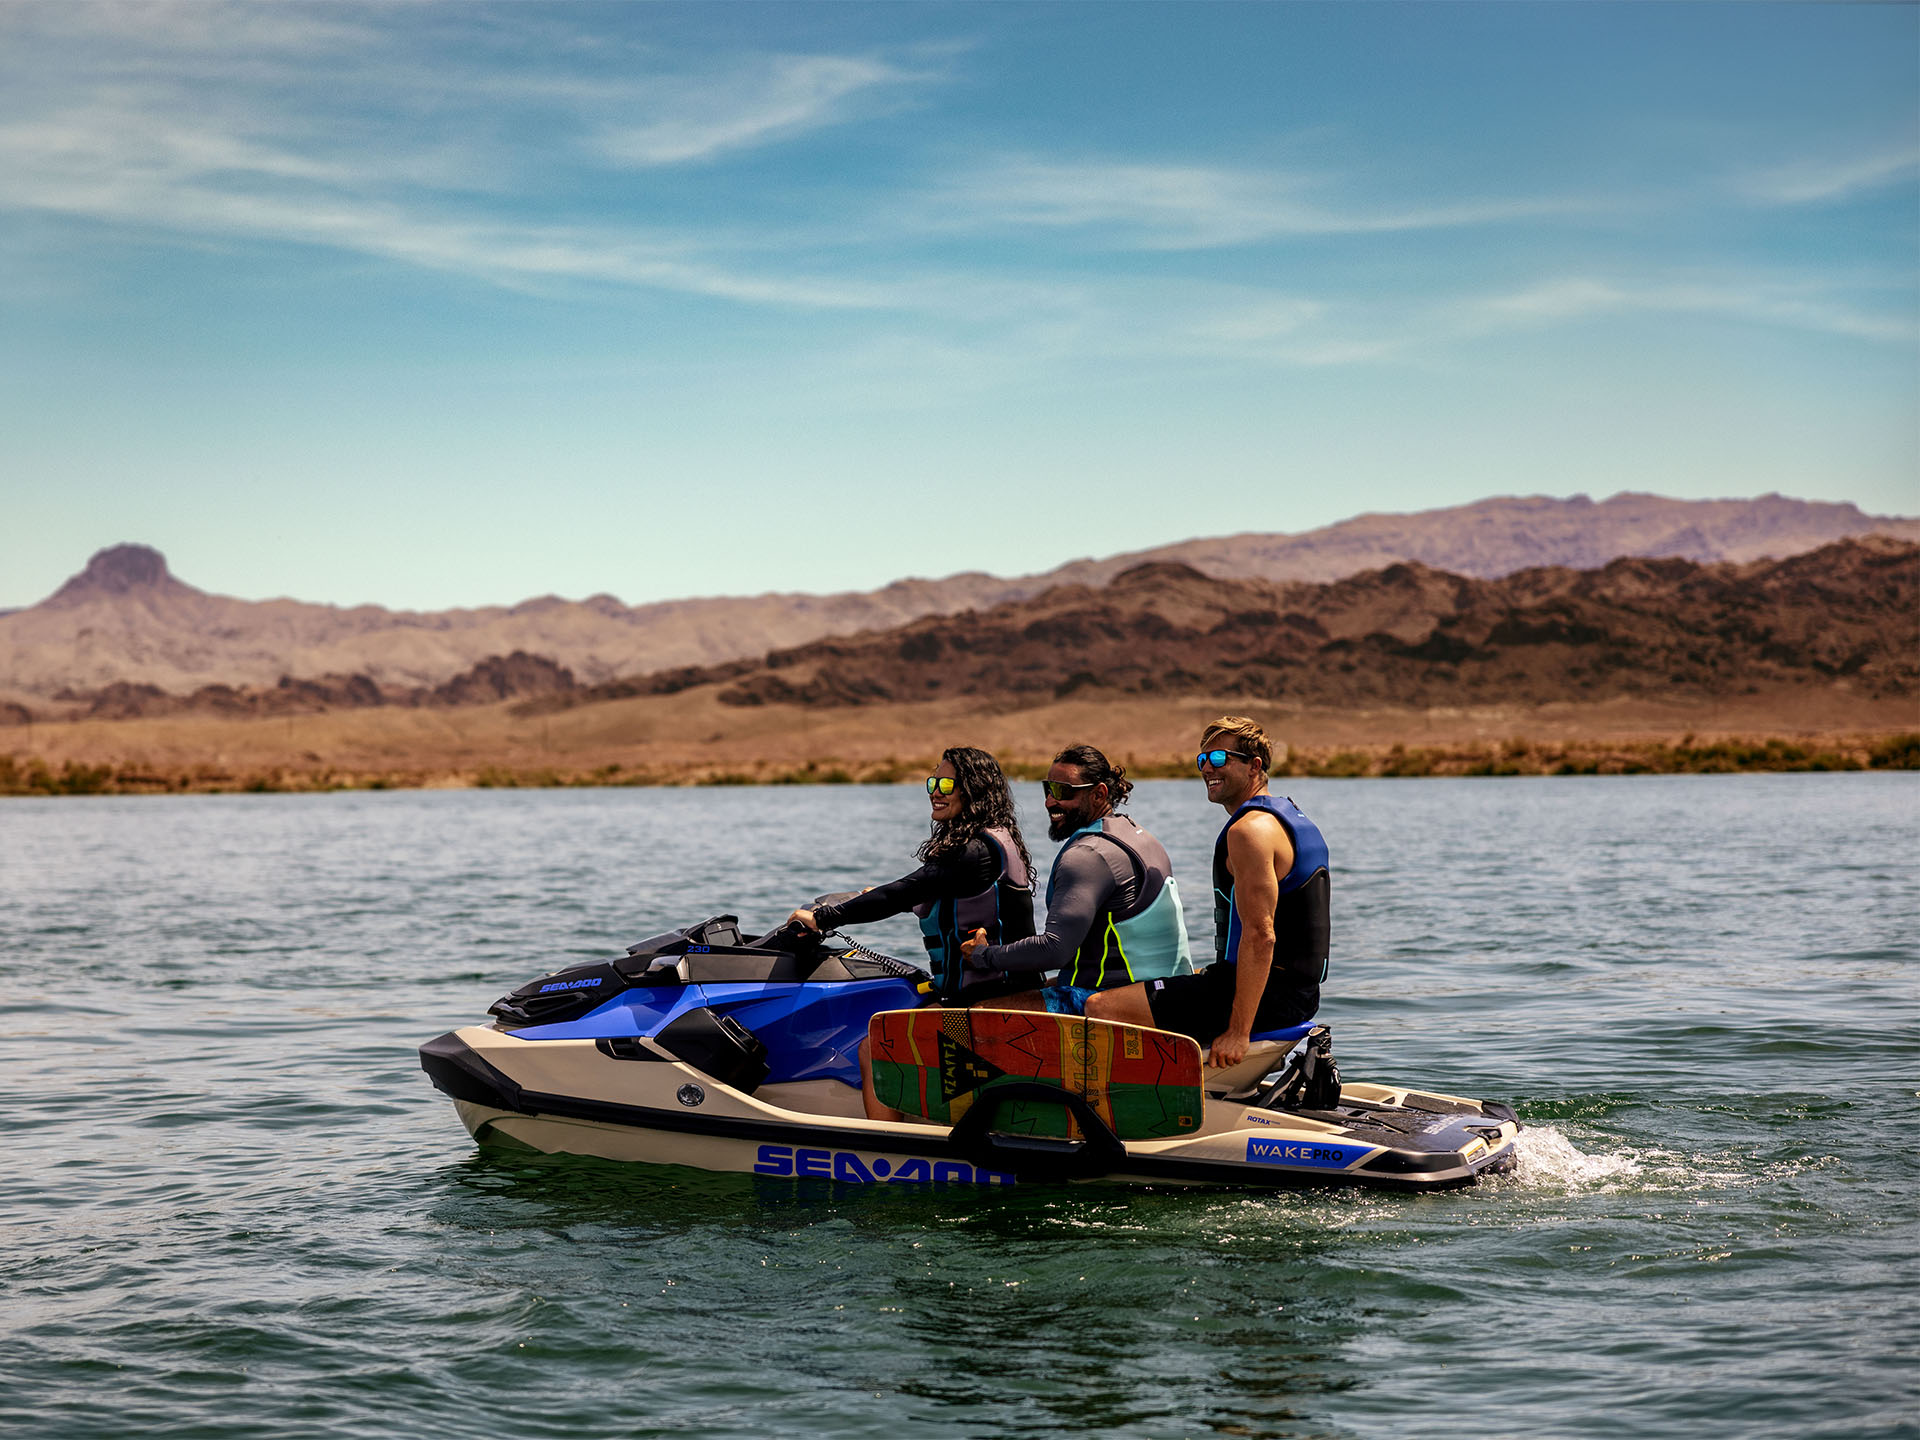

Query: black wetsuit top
<box><xmin>813</xmin><ymin>839</ymin><xmax>1000</xmax><ymax>930</ymax></box>
<box><xmin>976</xmin><ymin>835</ymin><xmax>1140</xmax><ymax>978</ymax></box>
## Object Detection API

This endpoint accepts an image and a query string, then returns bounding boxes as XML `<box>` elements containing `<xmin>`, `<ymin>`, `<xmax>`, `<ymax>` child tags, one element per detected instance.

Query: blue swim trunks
<box><xmin>1041</xmin><ymin>984</ymin><xmax>1096</xmax><ymax>1016</ymax></box>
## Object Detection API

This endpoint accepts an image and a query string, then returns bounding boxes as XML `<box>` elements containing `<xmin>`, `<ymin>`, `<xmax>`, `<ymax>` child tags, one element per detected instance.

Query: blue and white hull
<box><xmin>420</xmin><ymin>915</ymin><xmax>1519</xmax><ymax>1192</ymax></box>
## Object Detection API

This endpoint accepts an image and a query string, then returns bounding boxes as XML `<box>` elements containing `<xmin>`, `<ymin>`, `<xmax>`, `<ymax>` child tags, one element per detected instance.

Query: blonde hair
<box><xmin>1201</xmin><ymin>715</ymin><xmax>1274</xmax><ymax>772</ymax></box>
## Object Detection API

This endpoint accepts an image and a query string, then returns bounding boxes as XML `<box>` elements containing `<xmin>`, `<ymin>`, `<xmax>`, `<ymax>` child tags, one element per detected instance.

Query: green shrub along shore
<box><xmin>3</xmin><ymin>733</ymin><xmax>1915</xmax><ymax>797</ymax></box>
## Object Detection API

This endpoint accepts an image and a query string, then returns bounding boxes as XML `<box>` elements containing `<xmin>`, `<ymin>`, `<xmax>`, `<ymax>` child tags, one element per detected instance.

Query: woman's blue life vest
<box><xmin>913</xmin><ymin>827</ymin><xmax>1036</xmax><ymax>1000</ymax></box>
<box><xmin>1051</xmin><ymin>815</ymin><xmax>1194</xmax><ymax>992</ymax></box>
<box><xmin>1212</xmin><ymin>793</ymin><xmax>1330</xmax><ymax>984</ymax></box>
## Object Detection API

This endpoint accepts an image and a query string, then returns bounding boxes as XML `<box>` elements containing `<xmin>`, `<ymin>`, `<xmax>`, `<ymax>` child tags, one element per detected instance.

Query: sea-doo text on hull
<box><xmin>419</xmin><ymin>914</ymin><xmax>1520</xmax><ymax>1191</ymax></box>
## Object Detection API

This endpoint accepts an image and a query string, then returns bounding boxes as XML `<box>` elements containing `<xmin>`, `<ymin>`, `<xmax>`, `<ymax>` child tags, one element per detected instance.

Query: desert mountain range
<box><xmin>542</xmin><ymin>537</ymin><xmax>1917</xmax><ymax>714</ymax></box>
<box><xmin>3</xmin><ymin>491</ymin><xmax>1913</xmax><ymax>705</ymax></box>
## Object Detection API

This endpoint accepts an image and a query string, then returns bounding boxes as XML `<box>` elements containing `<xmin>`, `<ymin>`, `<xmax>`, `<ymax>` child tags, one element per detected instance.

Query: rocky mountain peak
<box><xmin>45</xmin><ymin>545</ymin><xmax>195</xmax><ymax>608</ymax></box>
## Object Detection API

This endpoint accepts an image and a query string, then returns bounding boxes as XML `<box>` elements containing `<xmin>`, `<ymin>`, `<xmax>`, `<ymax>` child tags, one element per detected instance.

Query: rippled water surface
<box><xmin>3</xmin><ymin>776</ymin><xmax>1917</xmax><ymax>1439</ymax></box>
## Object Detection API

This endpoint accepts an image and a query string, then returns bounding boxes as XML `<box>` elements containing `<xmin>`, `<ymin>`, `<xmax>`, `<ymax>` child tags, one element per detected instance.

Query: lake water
<box><xmin>2</xmin><ymin>776</ymin><xmax>1916</xmax><ymax>1439</ymax></box>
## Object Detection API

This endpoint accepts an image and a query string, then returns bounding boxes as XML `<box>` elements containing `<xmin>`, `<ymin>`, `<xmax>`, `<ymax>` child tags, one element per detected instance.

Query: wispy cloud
<box><xmin>926</xmin><ymin>157</ymin><xmax>1586</xmax><ymax>249</ymax></box>
<box><xmin>0</xmin><ymin>1</ymin><xmax>377</xmax><ymax>56</ymax></box>
<box><xmin>1738</xmin><ymin>143</ymin><xmax>1920</xmax><ymax>206</ymax></box>
<box><xmin>1169</xmin><ymin>294</ymin><xmax>1404</xmax><ymax>366</ymax></box>
<box><xmin>0</xmin><ymin>4</ymin><xmax>1909</xmax><ymax>371</ymax></box>
<box><xmin>0</xmin><ymin>107</ymin><xmax>899</xmax><ymax>310</ymax></box>
<box><xmin>1144</xmin><ymin>266</ymin><xmax>1917</xmax><ymax>374</ymax></box>
<box><xmin>1466</xmin><ymin>274</ymin><xmax>1916</xmax><ymax>345</ymax></box>
<box><xmin>596</xmin><ymin>54</ymin><xmax>922</xmax><ymax>166</ymax></box>
<box><xmin>0</xmin><ymin>10</ymin><xmax>954</xmax><ymax>310</ymax></box>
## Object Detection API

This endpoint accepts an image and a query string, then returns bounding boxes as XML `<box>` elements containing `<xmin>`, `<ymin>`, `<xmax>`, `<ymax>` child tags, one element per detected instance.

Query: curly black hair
<box><xmin>1053</xmin><ymin>742</ymin><xmax>1133</xmax><ymax>807</ymax></box>
<box><xmin>919</xmin><ymin>746</ymin><xmax>1032</xmax><ymax>877</ymax></box>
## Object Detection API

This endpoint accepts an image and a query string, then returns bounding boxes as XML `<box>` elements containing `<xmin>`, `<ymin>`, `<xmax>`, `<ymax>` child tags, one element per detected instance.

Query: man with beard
<box><xmin>959</xmin><ymin>743</ymin><xmax>1192</xmax><ymax>1014</ymax></box>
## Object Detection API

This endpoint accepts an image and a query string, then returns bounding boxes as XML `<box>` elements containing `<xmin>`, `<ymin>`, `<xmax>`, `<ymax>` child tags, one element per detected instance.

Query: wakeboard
<box><xmin>869</xmin><ymin>1008</ymin><xmax>1203</xmax><ymax>1140</ymax></box>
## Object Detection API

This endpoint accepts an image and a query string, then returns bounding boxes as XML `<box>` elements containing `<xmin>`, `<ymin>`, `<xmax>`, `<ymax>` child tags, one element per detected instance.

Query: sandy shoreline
<box><xmin>3</xmin><ymin>687</ymin><xmax>1913</xmax><ymax>793</ymax></box>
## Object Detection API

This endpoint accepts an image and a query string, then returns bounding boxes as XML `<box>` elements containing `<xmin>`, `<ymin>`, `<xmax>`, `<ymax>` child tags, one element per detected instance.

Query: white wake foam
<box><xmin>1507</xmin><ymin>1124</ymin><xmax>1645</xmax><ymax>1189</ymax></box>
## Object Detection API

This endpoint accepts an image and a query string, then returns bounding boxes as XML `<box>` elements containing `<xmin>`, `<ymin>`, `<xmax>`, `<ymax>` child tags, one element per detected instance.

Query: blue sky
<box><xmin>1</xmin><ymin>1</ymin><xmax>1914</xmax><ymax>610</ymax></box>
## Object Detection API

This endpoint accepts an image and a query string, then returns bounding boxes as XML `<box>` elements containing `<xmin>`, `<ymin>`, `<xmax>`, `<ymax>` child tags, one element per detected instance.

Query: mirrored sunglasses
<box><xmin>1196</xmin><ymin>749</ymin><xmax>1252</xmax><ymax>772</ymax></box>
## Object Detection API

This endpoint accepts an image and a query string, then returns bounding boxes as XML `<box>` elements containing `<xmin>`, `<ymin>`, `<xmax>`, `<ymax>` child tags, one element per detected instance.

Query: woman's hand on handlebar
<box><xmin>788</xmin><ymin>908</ymin><xmax>819</xmax><ymax>932</ymax></box>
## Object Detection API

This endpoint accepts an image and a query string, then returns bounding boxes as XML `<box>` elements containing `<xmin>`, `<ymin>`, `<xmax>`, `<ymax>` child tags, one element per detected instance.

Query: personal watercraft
<box><xmin>419</xmin><ymin>912</ymin><xmax>1520</xmax><ymax>1191</ymax></box>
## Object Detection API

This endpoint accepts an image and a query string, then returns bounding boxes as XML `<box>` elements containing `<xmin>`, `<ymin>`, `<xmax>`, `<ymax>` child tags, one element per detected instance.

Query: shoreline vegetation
<box><xmin>6</xmin><ymin>732</ymin><xmax>1914</xmax><ymax>797</ymax></box>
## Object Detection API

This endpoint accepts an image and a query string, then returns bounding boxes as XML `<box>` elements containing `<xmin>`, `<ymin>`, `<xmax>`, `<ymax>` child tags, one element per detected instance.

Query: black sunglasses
<box><xmin>1196</xmin><ymin>749</ymin><xmax>1252</xmax><ymax>771</ymax></box>
<box><xmin>1040</xmin><ymin>780</ymin><xmax>1096</xmax><ymax>801</ymax></box>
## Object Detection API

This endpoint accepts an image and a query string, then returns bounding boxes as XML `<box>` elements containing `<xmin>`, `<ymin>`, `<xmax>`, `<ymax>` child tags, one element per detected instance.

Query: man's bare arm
<box><xmin>1212</xmin><ymin>813</ymin><xmax>1293</xmax><ymax>1067</ymax></box>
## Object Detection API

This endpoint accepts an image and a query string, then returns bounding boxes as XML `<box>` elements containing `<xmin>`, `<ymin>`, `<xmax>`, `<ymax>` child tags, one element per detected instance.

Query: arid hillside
<box><xmin>7</xmin><ymin>539</ymin><xmax>1914</xmax><ymax>795</ymax></box>
<box><xmin>551</xmin><ymin>537</ymin><xmax>1918</xmax><ymax>714</ymax></box>
<box><xmin>4</xmin><ymin>492</ymin><xmax>1912</xmax><ymax>701</ymax></box>
<box><xmin>0</xmin><ymin>543</ymin><xmax>1019</xmax><ymax>703</ymax></box>
<box><xmin>62</xmin><ymin>650</ymin><xmax>577</xmax><ymax>722</ymax></box>
<box><xmin>1040</xmin><ymin>491</ymin><xmax>1920</xmax><ymax>590</ymax></box>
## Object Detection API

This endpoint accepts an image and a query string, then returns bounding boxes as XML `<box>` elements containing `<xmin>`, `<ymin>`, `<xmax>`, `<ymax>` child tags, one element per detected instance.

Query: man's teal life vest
<box><xmin>1051</xmin><ymin>815</ymin><xmax>1193</xmax><ymax>991</ymax></box>
<box><xmin>1213</xmin><ymin>793</ymin><xmax>1330</xmax><ymax>983</ymax></box>
<box><xmin>913</xmin><ymin>827</ymin><xmax>1034</xmax><ymax>999</ymax></box>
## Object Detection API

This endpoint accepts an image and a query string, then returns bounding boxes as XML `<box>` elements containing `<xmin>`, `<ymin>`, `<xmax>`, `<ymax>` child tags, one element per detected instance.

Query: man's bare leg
<box><xmin>976</xmin><ymin>990</ymin><xmax>1051</xmax><ymax>1011</ymax></box>
<box><xmin>1084</xmin><ymin>983</ymin><xmax>1156</xmax><ymax>1027</ymax></box>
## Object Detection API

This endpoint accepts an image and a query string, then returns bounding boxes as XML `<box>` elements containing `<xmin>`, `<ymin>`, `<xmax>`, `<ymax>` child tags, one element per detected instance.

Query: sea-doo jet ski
<box><xmin>419</xmin><ymin>912</ymin><xmax>1520</xmax><ymax>1191</ymax></box>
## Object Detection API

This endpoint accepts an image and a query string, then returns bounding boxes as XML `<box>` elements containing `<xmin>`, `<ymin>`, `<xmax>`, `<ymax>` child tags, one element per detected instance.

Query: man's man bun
<box><xmin>1053</xmin><ymin>742</ymin><xmax>1132</xmax><ymax>806</ymax></box>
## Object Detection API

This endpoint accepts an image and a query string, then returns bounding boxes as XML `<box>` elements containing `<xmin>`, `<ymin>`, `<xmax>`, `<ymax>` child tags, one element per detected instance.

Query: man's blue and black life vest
<box><xmin>1052</xmin><ymin>815</ymin><xmax>1193</xmax><ymax>991</ymax></box>
<box><xmin>914</xmin><ymin>827</ymin><xmax>1035</xmax><ymax>999</ymax></box>
<box><xmin>1213</xmin><ymin>793</ymin><xmax>1330</xmax><ymax>983</ymax></box>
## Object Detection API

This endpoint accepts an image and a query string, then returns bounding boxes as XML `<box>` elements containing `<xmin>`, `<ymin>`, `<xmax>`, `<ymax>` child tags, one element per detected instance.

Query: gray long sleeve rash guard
<box><xmin>976</xmin><ymin>834</ymin><xmax>1141</xmax><ymax>977</ymax></box>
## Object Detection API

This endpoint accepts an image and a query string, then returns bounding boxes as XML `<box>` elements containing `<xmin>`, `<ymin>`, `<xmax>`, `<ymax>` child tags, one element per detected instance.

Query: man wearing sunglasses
<box><xmin>958</xmin><ymin>743</ymin><xmax>1192</xmax><ymax>1014</ymax></box>
<box><xmin>1085</xmin><ymin>716</ymin><xmax>1329</xmax><ymax>1068</ymax></box>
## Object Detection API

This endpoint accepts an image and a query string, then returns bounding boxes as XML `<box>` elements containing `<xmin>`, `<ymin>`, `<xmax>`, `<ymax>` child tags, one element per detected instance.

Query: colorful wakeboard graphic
<box><xmin>869</xmin><ymin>1009</ymin><xmax>1203</xmax><ymax>1140</ymax></box>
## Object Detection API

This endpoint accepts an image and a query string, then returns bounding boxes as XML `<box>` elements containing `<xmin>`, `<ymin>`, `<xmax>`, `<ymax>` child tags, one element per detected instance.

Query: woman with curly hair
<box><xmin>790</xmin><ymin>746</ymin><xmax>1036</xmax><ymax>1122</ymax></box>
<box><xmin>789</xmin><ymin>745</ymin><xmax>1035</xmax><ymax>1003</ymax></box>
